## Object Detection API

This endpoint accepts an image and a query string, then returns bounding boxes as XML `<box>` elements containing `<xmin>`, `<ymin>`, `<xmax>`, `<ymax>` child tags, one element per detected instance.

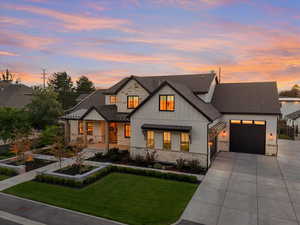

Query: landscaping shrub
<box><xmin>0</xmin><ymin>167</ymin><xmax>17</xmax><ymax>176</ymax></box>
<box><xmin>38</xmin><ymin>125</ymin><xmax>61</xmax><ymax>147</ymax></box>
<box><xmin>35</xmin><ymin>165</ymin><xmax>198</xmax><ymax>188</ymax></box>
<box><xmin>176</xmin><ymin>158</ymin><xmax>186</xmax><ymax>171</ymax></box>
<box><xmin>153</xmin><ymin>163</ymin><xmax>163</xmax><ymax>169</ymax></box>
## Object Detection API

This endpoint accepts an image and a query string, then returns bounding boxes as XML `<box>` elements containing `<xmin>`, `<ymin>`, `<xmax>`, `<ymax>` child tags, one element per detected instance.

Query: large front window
<box><xmin>87</xmin><ymin>122</ymin><xmax>93</xmax><ymax>135</ymax></box>
<box><xmin>159</xmin><ymin>95</ymin><xmax>175</xmax><ymax>111</ymax></box>
<box><xmin>124</xmin><ymin>124</ymin><xmax>131</xmax><ymax>138</ymax></box>
<box><xmin>180</xmin><ymin>133</ymin><xmax>190</xmax><ymax>152</ymax></box>
<box><xmin>78</xmin><ymin>121</ymin><xmax>83</xmax><ymax>135</ymax></box>
<box><xmin>163</xmin><ymin>131</ymin><xmax>171</xmax><ymax>150</ymax></box>
<box><xmin>127</xmin><ymin>96</ymin><xmax>139</xmax><ymax>109</ymax></box>
<box><xmin>146</xmin><ymin>130</ymin><xmax>154</xmax><ymax>149</ymax></box>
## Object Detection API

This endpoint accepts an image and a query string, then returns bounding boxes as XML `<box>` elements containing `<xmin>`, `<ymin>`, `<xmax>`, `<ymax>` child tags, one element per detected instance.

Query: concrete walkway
<box><xmin>181</xmin><ymin>140</ymin><xmax>300</xmax><ymax>225</ymax></box>
<box><xmin>0</xmin><ymin>149</ymin><xmax>97</xmax><ymax>191</ymax></box>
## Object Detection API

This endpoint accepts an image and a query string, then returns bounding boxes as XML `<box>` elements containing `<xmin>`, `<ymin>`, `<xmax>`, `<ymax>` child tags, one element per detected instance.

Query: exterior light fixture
<box><xmin>222</xmin><ymin>130</ymin><xmax>227</xmax><ymax>137</ymax></box>
<box><xmin>269</xmin><ymin>133</ymin><xmax>273</xmax><ymax>140</ymax></box>
<box><xmin>208</xmin><ymin>141</ymin><xmax>213</xmax><ymax>147</ymax></box>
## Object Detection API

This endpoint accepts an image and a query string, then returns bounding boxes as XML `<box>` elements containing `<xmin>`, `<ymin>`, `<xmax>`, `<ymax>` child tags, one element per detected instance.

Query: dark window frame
<box><xmin>159</xmin><ymin>95</ymin><xmax>175</xmax><ymax>112</ymax></box>
<box><xmin>124</xmin><ymin>123</ymin><xmax>131</xmax><ymax>138</ymax></box>
<box><xmin>127</xmin><ymin>95</ymin><xmax>140</xmax><ymax>109</ymax></box>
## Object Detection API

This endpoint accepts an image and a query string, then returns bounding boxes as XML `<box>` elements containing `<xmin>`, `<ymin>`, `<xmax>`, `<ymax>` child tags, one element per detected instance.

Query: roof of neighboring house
<box><xmin>279</xmin><ymin>97</ymin><xmax>300</xmax><ymax>102</ymax></box>
<box><xmin>212</xmin><ymin>82</ymin><xmax>281</xmax><ymax>115</ymax></box>
<box><xmin>103</xmin><ymin>73</ymin><xmax>216</xmax><ymax>95</ymax></box>
<box><xmin>129</xmin><ymin>80</ymin><xmax>221</xmax><ymax>121</ymax></box>
<box><xmin>286</xmin><ymin>110</ymin><xmax>300</xmax><ymax>120</ymax></box>
<box><xmin>0</xmin><ymin>81</ymin><xmax>33</xmax><ymax>108</ymax></box>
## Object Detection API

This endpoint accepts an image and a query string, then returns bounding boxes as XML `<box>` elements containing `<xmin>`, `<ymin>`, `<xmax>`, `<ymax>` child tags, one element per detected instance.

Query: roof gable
<box><xmin>129</xmin><ymin>80</ymin><xmax>221</xmax><ymax>121</ymax></box>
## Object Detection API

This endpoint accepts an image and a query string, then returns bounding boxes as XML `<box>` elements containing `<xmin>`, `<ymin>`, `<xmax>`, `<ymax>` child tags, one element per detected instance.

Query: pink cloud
<box><xmin>4</xmin><ymin>4</ymin><xmax>130</xmax><ymax>31</ymax></box>
<box><xmin>0</xmin><ymin>51</ymin><xmax>19</xmax><ymax>56</ymax></box>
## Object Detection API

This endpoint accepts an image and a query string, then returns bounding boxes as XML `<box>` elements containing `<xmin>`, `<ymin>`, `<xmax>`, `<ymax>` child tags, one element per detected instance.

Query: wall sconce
<box><xmin>269</xmin><ymin>133</ymin><xmax>273</xmax><ymax>140</ymax></box>
<box><xmin>208</xmin><ymin>141</ymin><xmax>213</xmax><ymax>147</ymax></box>
<box><xmin>222</xmin><ymin>130</ymin><xmax>227</xmax><ymax>137</ymax></box>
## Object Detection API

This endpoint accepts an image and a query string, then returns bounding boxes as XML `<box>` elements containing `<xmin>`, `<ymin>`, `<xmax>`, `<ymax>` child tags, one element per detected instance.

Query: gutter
<box><xmin>206</xmin><ymin>121</ymin><xmax>213</xmax><ymax>170</ymax></box>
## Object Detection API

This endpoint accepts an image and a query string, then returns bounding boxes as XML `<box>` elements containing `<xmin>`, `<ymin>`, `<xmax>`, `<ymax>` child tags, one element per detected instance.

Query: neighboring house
<box><xmin>279</xmin><ymin>97</ymin><xmax>300</xmax><ymax>119</ymax></box>
<box><xmin>286</xmin><ymin>110</ymin><xmax>300</xmax><ymax>128</ymax></box>
<box><xmin>62</xmin><ymin>73</ymin><xmax>280</xmax><ymax>169</ymax></box>
<box><xmin>0</xmin><ymin>81</ymin><xmax>33</xmax><ymax>108</ymax></box>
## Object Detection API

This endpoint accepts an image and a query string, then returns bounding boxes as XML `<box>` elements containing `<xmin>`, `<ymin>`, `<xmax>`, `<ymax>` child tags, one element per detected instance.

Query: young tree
<box><xmin>76</xmin><ymin>76</ymin><xmax>95</xmax><ymax>95</ymax></box>
<box><xmin>10</xmin><ymin>132</ymin><xmax>32</xmax><ymax>162</ymax></box>
<box><xmin>51</xmin><ymin>135</ymin><xmax>65</xmax><ymax>169</ymax></box>
<box><xmin>71</xmin><ymin>137</ymin><xmax>85</xmax><ymax>173</ymax></box>
<box><xmin>26</xmin><ymin>87</ymin><xmax>63</xmax><ymax>130</ymax></box>
<box><xmin>48</xmin><ymin>72</ymin><xmax>76</xmax><ymax>109</ymax></box>
<box><xmin>0</xmin><ymin>107</ymin><xmax>32</xmax><ymax>144</ymax></box>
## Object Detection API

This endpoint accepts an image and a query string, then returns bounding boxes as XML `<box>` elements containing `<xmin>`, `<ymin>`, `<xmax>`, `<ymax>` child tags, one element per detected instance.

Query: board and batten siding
<box><xmin>217</xmin><ymin>114</ymin><xmax>278</xmax><ymax>156</ymax></box>
<box><xmin>130</xmin><ymin>85</ymin><xmax>210</xmax><ymax>167</ymax></box>
<box><xmin>105</xmin><ymin>79</ymin><xmax>149</xmax><ymax>113</ymax></box>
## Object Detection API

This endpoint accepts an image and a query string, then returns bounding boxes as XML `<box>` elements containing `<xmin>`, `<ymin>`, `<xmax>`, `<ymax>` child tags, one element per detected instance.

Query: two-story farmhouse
<box><xmin>62</xmin><ymin>73</ymin><xmax>280</xmax><ymax>168</ymax></box>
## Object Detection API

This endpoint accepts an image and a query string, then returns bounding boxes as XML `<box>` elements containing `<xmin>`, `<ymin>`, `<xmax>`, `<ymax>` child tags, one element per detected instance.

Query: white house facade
<box><xmin>62</xmin><ymin>73</ymin><xmax>281</xmax><ymax>169</ymax></box>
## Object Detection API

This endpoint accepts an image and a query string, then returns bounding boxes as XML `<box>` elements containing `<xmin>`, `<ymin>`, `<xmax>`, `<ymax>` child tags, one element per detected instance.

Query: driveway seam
<box><xmin>256</xmin><ymin>157</ymin><xmax>259</xmax><ymax>225</ymax></box>
<box><xmin>276</xmin><ymin>157</ymin><xmax>300</xmax><ymax>225</ymax></box>
<box><xmin>215</xmin><ymin>154</ymin><xmax>236</xmax><ymax>225</ymax></box>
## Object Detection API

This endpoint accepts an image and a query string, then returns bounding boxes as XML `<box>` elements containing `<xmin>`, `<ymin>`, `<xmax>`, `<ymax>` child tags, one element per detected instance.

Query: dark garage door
<box><xmin>230</xmin><ymin>120</ymin><xmax>266</xmax><ymax>154</ymax></box>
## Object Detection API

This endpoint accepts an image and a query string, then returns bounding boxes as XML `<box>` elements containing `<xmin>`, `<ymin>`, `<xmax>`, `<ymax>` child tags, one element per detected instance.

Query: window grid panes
<box><xmin>180</xmin><ymin>133</ymin><xmax>189</xmax><ymax>152</ymax></box>
<box><xmin>110</xmin><ymin>96</ymin><xmax>117</xmax><ymax>104</ymax></box>
<box><xmin>78</xmin><ymin>121</ymin><xmax>84</xmax><ymax>135</ymax></box>
<box><xmin>124</xmin><ymin>124</ymin><xmax>131</xmax><ymax>138</ymax></box>
<box><xmin>87</xmin><ymin>122</ymin><xmax>93</xmax><ymax>135</ymax></box>
<box><xmin>159</xmin><ymin>95</ymin><xmax>175</xmax><ymax>111</ymax></box>
<box><xmin>163</xmin><ymin>131</ymin><xmax>171</xmax><ymax>150</ymax></box>
<box><xmin>146</xmin><ymin>130</ymin><xmax>154</xmax><ymax>149</ymax></box>
<box><xmin>127</xmin><ymin>96</ymin><xmax>139</xmax><ymax>109</ymax></box>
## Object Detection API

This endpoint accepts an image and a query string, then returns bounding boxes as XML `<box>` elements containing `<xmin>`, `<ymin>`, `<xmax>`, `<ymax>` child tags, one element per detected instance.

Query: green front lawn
<box><xmin>0</xmin><ymin>174</ymin><xmax>10</xmax><ymax>181</ymax></box>
<box><xmin>3</xmin><ymin>172</ymin><xmax>198</xmax><ymax>225</ymax></box>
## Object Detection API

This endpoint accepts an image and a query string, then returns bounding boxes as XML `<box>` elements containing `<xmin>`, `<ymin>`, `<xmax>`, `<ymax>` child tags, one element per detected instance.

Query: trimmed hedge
<box><xmin>0</xmin><ymin>167</ymin><xmax>18</xmax><ymax>177</ymax></box>
<box><xmin>35</xmin><ymin>165</ymin><xmax>198</xmax><ymax>188</ymax></box>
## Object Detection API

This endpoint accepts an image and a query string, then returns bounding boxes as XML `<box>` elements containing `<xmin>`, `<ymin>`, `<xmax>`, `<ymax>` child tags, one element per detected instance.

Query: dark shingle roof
<box><xmin>212</xmin><ymin>82</ymin><xmax>281</xmax><ymax>115</ymax></box>
<box><xmin>130</xmin><ymin>80</ymin><xmax>221</xmax><ymax>121</ymax></box>
<box><xmin>0</xmin><ymin>82</ymin><xmax>33</xmax><ymax>108</ymax></box>
<box><xmin>76</xmin><ymin>93</ymin><xmax>89</xmax><ymax>102</ymax></box>
<box><xmin>66</xmin><ymin>89</ymin><xmax>106</xmax><ymax>113</ymax></box>
<box><xmin>104</xmin><ymin>73</ymin><xmax>216</xmax><ymax>95</ymax></box>
<box><xmin>286</xmin><ymin>110</ymin><xmax>300</xmax><ymax>120</ymax></box>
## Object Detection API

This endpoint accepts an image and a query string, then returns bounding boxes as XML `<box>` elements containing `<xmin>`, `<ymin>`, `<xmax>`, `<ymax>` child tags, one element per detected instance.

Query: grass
<box><xmin>0</xmin><ymin>174</ymin><xmax>9</xmax><ymax>181</ymax></box>
<box><xmin>3</xmin><ymin>172</ymin><xmax>198</xmax><ymax>225</ymax></box>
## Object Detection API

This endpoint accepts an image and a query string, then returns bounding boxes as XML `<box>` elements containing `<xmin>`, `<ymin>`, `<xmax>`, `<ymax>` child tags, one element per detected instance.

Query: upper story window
<box><xmin>110</xmin><ymin>95</ymin><xmax>117</xmax><ymax>104</ymax></box>
<box><xmin>159</xmin><ymin>95</ymin><xmax>175</xmax><ymax>111</ymax></box>
<box><xmin>127</xmin><ymin>96</ymin><xmax>139</xmax><ymax>109</ymax></box>
<box><xmin>124</xmin><ymin>124</ymin><xmax>131</xmax><ymax>138</ymax></box>
<box><xmin>163</xmin><ymin>131</ymin><xmax>171</xmax><ymax>150</ymax></box>
<box><xmin>78</xmin><ymin>121</ymin><xmax>84</xmax><ymax>135</ymax></box>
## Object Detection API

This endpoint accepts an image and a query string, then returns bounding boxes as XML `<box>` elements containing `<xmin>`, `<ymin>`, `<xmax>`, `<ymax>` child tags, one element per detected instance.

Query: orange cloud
<box><xmin>4</xmin><ymin>4</ymin><xmax>130</xmax><ymax>31</ymax></box>
<box><xmin>0</xmin><ymin>51</ymin><xmax>19</xmax><ymax>56</ymax></box>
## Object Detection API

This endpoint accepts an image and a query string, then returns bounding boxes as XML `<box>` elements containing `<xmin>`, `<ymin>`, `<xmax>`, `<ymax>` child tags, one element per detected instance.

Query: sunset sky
<box><xmin>1</xmin><ymin>0</ymin><xmax>300</xmax><ymax>90</ymax></box>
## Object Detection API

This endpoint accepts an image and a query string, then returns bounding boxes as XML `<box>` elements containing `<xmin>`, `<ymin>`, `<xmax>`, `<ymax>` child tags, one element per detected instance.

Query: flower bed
<box><xmin>36</xmin><ymin>165</ymin><xmax>199</xmax><ymax>188</ymax></box>
<box><xmin>88</xmin><ymin>148</ymin><xmax>206</xmax><ymax>175</ymax></box>
<box><xmin>0</xmin><ymin>157</ymin><xmax>55</xmax><ymax>174</ymax></box>
<box><xmin>55</xmin><ymin>165</ymin><xmax>97</xmax><ymax>176</ymax></box>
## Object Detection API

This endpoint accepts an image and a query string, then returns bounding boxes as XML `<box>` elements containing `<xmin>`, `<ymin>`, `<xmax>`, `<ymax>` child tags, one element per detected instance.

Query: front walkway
<box><xmin>181</xmin><ymin>140</ymin><xmax>300</xmax><ymax>225</ymax></box>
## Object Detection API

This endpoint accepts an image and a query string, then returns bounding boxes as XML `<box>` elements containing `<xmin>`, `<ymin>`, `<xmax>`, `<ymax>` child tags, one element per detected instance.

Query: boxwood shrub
<box><xmin>35</xmin><ymin>165</ymin><xmax>198</xmax><ymax>188</ymax></box>
<box><xmin>0</xmin><ymin>167</ymin><xmax>18</xmax><ymax>177</ymax></box>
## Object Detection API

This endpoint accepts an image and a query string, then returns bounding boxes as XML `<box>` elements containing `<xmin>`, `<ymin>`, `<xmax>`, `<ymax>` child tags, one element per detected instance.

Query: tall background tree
<box><xmin>26</xmin><ymin>87</ymin><xmax>63</xmax><ymax>130</ymax></box>
<box><xmin>48</xmin><ymin>72</ymin><xmax>76</xmax><ymax>109</ymax></box>
<box><xmin>279</xmin><ymin>84</ymin><xmax>300</xmax><ymax>97</ymax></box>
<box><xmin>76</xmin><ymin>75</ymin><xmax>95</xmax><ymax>95</ymax></box>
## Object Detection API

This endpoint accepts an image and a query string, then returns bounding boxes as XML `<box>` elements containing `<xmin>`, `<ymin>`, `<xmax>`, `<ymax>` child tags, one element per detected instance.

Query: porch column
<box><xmin>64</xmin><ymin>120</ymin><xmax>70</xmax><ymax>144</ymax></box>
<box><xmin>83</xmin><ymin>120</ymin><xmax>88</xmax><ymax>147</ymax></box>
<box><xmin>105</xmin><ymin>121</ymin><xmax>109</xmax><ymax>151</ymax></box>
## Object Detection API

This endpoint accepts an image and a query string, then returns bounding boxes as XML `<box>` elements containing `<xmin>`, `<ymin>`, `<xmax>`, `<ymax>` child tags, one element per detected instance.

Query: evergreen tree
<box><xmin>76</xmin><ymin>76</ymin><xmax>95</xmax><ymax>95</ymax></box>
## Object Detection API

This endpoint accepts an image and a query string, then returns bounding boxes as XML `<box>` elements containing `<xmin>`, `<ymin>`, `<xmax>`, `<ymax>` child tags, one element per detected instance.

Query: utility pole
<box><xmin>42</xmin><ymin>69</ymin><xmax>47</xmax><ymax>88</ymax></box>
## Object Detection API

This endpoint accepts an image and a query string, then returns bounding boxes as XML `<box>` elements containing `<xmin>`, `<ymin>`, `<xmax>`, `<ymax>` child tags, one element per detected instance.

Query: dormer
<box><xmin>197</xmin><ymin>74</ymin><xmax>218</xmax><ymax>103</ymax></box>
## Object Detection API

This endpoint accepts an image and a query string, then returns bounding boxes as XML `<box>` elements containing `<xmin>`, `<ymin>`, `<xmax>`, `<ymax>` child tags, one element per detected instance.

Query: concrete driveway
<box><xmin>181</xmin><ymin>139</ymin><xmax>300</xmax><ymax>225</ymax></box>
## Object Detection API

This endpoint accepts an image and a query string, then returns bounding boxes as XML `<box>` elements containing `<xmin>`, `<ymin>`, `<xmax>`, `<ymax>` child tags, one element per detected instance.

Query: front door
<box><xmin>109</xmin><ymin>122</ymin><xmax>118</xmax><ymax>144</ymax></box>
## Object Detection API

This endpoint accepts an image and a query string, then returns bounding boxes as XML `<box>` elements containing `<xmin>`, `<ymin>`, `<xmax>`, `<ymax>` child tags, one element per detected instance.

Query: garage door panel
<box><xmin>230</xmin><ymin>122</ymin><xmax>266</xmax><ymax>154</ymax></box>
